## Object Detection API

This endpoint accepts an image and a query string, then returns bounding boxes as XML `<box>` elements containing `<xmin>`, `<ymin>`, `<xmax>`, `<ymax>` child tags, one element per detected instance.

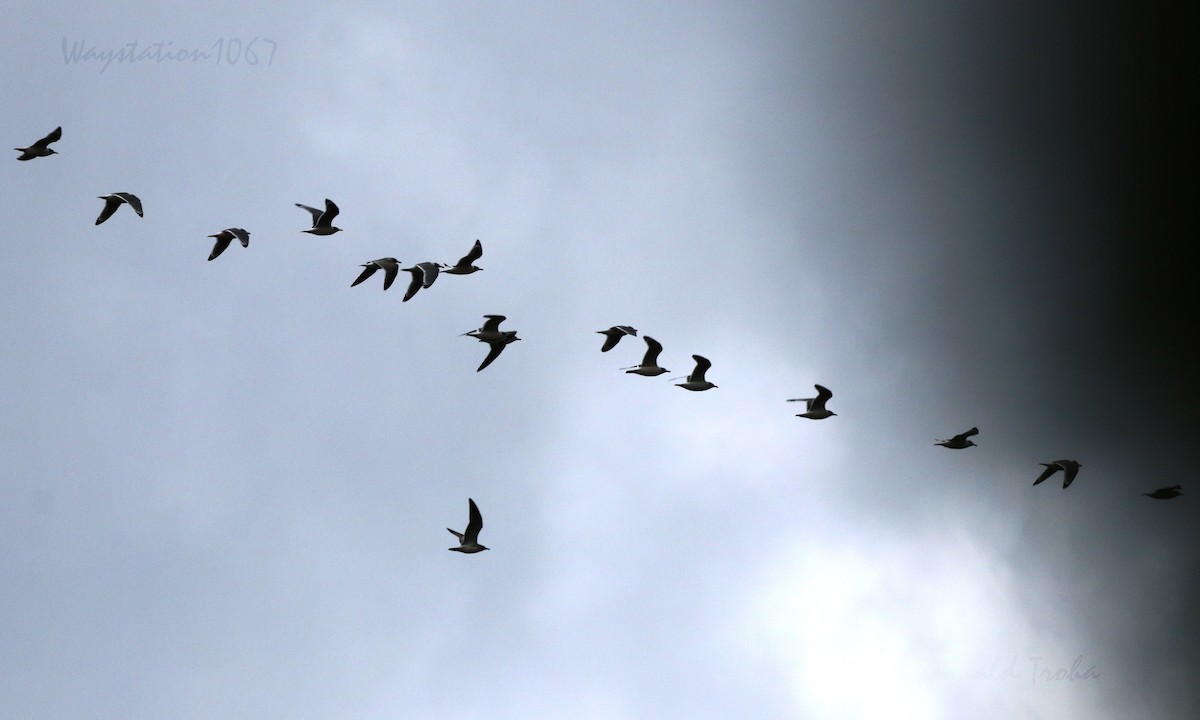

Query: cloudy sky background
<box><xmin>2</xmin><ymin>2</ymin><xmax>1194</xmax><ymax>718</ymax></box>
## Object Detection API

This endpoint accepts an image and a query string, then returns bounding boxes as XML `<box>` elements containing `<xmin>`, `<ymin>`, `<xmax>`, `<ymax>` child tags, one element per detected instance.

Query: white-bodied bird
<box><xmin>788</xmin><ymin>384</ymin><xmax>836</xmax><ymax>419</ymax></box>
<box><xmin>675</xmin><ymin>355</ymin><xmax>717</xmax><ymax>391</ymax></box>
<box><xmin>441</xmin><ymin>239</ymin><xmax>483</xmax><ymax>275</ymax></box>
<box><xmin>463</xmin><ymin>314</ymin><xmax>511</xmax><ymax>343</ymax></box>
<box><xmin>623</xmin><ymin>336</ymin><xmax>669</xmax><ymax>376</ymax></box>
<box><xmin>296</xmin><ymin>198</ymin><xmax>342</xmax><ymax>235</ymax></box>
<box><xmin>463</xmin><ymin>315</ymin><xmax>520</xmax><ymax>371</ymax></box>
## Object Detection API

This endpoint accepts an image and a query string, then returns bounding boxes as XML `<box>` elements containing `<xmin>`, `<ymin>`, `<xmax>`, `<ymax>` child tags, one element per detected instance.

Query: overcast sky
<box><xmin>2</xmin><ymin>2</ymin><xmax>1194</xmax><ymax>719</ymax></box>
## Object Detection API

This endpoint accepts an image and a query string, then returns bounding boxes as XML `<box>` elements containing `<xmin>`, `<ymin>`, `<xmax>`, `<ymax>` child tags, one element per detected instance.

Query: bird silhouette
<box><xmin>596</xmin><ymin>325</ymin><xmax>638</xmax><ymax>352</ymax></box>
<box><xmin>448</xmin><ymin>498</ymin><xmax>488</xmax><ymax>553</ymax></box>
<box><xmin>296</xmin><ymin>198</ymin><xmax>342</xmax><ymax>235</ymax></box>
<box><xmin>206</xmin><ymin>228</ymin><xmax>250</xmax><ymax>261</ymax></box>
<box><xmin>788</xmin><ymin>385</ymin><xmax>836</xmax><ymax>419</ymax></box>
<box><xmin>14</xmin><ymin>126</ymin><xmax>61</xmax><ymax>161</ymax></box>
<box><xmin>1033</xmin><ymin>460</ymin><xmax>1082</xmax><ymax>488</ymax></box>
<box><xmin>935</xmin><ymin>427</ymin><xmax>978</xmax><ymax>449</ymax></box>
<box><xmin>95</xmin><ymin>193</ymin><xmax>143</xmax><ymax>225</ymax></box>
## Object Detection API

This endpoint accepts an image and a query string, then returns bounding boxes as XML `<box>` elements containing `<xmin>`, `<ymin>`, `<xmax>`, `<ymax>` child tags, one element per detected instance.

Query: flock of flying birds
<box><xmin>14</xmin><ymin>125</ymin><xmax>1185</xmax><ymax>552</ymax></box>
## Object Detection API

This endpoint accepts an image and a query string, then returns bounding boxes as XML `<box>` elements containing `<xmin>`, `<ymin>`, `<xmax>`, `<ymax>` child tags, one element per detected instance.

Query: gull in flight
<box><xmin>296</xmin><ymin>198</ymin><xmax>342</xmax><ymax>235</ymax></box>
<box><xmin>674</xmin><ymin>355</ymin><xmax>717</xmax><ymax>391</ymax></box>
<box><xmin>788</xmin><ymin>384</ymin><xmax>836</xmax><ymax>419</ymax></box>
<box><xmin>463</xmin><ymin>315</ymin><xmax>520</xmax><ymax>371</ymax></box>
<box><xmin>623</xmin><ymin>336</ymin><xmax>669</xmax><ymax>376</ymax></box>
<box><xmin>15</xmin><ymin>126</ymin><xmax>61</xmax><ymax>161</ymax></box>
<box><xmin>1032</xmin><ymin>459</ymin><xmax>1082</xmax><ymax>488</ymax></box>
<box><xmin>94</xmin><ymin>193</ymin><xmax>143</xmax><ymax>225</ymax></box>
<box><xmin>351</xmin><ymin>258</ymin><xmax>401</xmax><ymax>290</ymax></box>
<box><xmin>441</xmin><ymin>239</ymin><xmax>483</xmax><ymax>275</ymax></box>
<box><xmin>1143</xmin><ymin>485</ymin><xmax>1183</xmax><ymax>500</ymax></box>
<box><xmin>448</xmin><ymin>498</ymin><xmax>488</xmax><ymax>553</ymax></box>
<box><xmin>462</xmin><ymin>314</ymin><xmax>511</xmax><ymax>343</ymax></box>
<box><xmin>206</xmin><ymin>228</ymin><xmax>250</xmax><ymax>261</ymax></box>
<box><xmin>935</xmin><ymin>427</ymin><xmax>979</xmax><ymax>449</ymax></box>
<box><xmin>596</xmin><ymin>325</ymin><xmax>637</xmax><ymax>352</ymax></box>
<box><xmin>401</xmin><ymin>262</ymin><xmax>441</xmax><ymax>302</ymax></box>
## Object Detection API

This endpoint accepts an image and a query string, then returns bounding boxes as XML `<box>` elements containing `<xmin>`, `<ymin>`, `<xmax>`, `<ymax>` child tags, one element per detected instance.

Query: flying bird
<box><xmin>935</xmin><ymin>427</ymin><xmax>979</xmax><ymax>449</ymax></box>
<box><xmin>206</xmin><ymin>228</ymin><xmax>250</xmax><ymax>261</ymax></box>
<box><xmin>401</xmin><ymin>262</ymin><xmax>441</xmax><ymax>302</ymax></box>
<box><xmin>94</xmin><ymin>192</ymin><xmax>143</xmax><ymax>225</ymax></box>
<box><xmin>623</xmin><ymin>336</ymin><xmax>669</xmax><ymax>376</ymax></box>
<box><xmin>448</xmin><ymin>498</ymin><xmax>488</xmax><ymax>553</ymax></box>
<box><xmin>1143</xmin><ymin>485</ymin><xmax>1183</xmax><ymax>500</ymax></box>
<box><xmin>788</xmin><ymin>384</ymin><xmax>836</xmax><ymax>419</ymax></box>
<box><xmin>14</xmin><ymin>126</ymin><xmax>61</xmax><ymax>160</ymax></box>
<box><xmin>462</xmin><ymin>314</ymin><xmax>512</xmax><ymax>343</ymax></box>
<box><xmin>296</xmin><ymin>199</ymin><xmax>342</xmax><ymax>235</ymax></box>
<box><xmin>441</xmin><ymin>239</ymin><xmax>483</xmax><ymax>275</ymax></box>
<box><xmin>675</xmin><ymin>355</ymin><xmax>717</xmax><ymax>391</ymax></box>
<box><xmin>1032</xmin><ymin>459</ymin><xmax>1082</xmax><ymax>488</ymax></box>
<box><xmin>463</xmin><ymin>315</ymin><xmax>520</xmax><ymax>371</ymax></box>
<box><xmin>596</xmin><ymin>325</ymin><xmax>638</xmax><ymax>352</ymax></box>
<box><xmin>351</xmin><ymin>258</ymin><xmax>400</xmax><ymax>290</ymax></box>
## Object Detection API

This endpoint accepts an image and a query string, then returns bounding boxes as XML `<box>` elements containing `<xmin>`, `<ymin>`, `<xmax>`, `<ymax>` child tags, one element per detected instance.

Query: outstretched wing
<box><xmin>1061</xmin><ymin>462</ymin><xmax>1080</xmax><ymax>488</ymax></box>
<box><xmin>382</xmin><ymin>262</ymin><xmax>398</xmax><ymax>290</ymax></box>
<box><xmin>1032</xmin><ymin>463</ymin><xmax>1060</xmax><ymax>486</ymax></box>
<box><xmin>207</xmin><ymin>232</ymin><xmax>232</xmax><ymax>261</ymax></box>
<box><xmin>95</xmin><ymin>196</ymin><xmax>122</xmax><ymax>225</ymax></box>
<box><xmin>457</xmin><ymin>239</ymin><xmax>483</xmax><ymax>266</ymax></box>
<box><xmin>295</xmin><ymin>203</ymin><xmax>322</xmax><ymax>226</ymax></box>
<box><xmin>319</xmin><ymin>198</ymin><xmax>340</xmax><ymax>226</ymax></box>
<box><xmin>116</xmin><ymin>192</ymin><xmax>143</xmax><ymax>217</ymax></box>
<box><xmin>417</xmin><ymin>262</ymin><xmax>440</xmax><ymax>288</ymax></box>
<box><xmin>38</xmin><ymin>126</ymin><xmax>63</xmax><ymax>147</ymax></box>
<box><xmin>477</xmin><ymin>341</ymin><xmax>506</xmax><ymax>371</ymax></box>
<box><xmin>351</xmin><ymin>264</ymin><xmax>379</xmax><ymax>287</ymax></box>
<box><xmin>464</xmin><ymin>498</ymin><xmax>484</xmax><ymax>543</ymax></box>
<box><xmin>402</xmin><ymin>268</ymin><xmax>424</xmax><ymax>301</ymax></box>
<box><xmin>641</xmin><ymin>336</ymin><xmax>664</xmax><ymax>365</ymax></box>
<box><xmin>952</xmin><ymin>427</ymin><xmax>980</xmax><ymax>443</ymax></box>
<box><xmin>481</xmin><ymin>315</ymin><xmax>506</xmax><ymax>333</ymax></box>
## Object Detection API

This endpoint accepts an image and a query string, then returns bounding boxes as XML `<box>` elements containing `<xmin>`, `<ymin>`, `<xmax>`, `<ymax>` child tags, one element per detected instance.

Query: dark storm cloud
<box><xmin>887</xmin><ymin>3</ymin><xmax>1193</xmax><ymax>440</ymax></box>
<box><xmin>811</xmin><ymin>3</ymin><xmax>1196</xmax><ymax>716</ymax></box>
